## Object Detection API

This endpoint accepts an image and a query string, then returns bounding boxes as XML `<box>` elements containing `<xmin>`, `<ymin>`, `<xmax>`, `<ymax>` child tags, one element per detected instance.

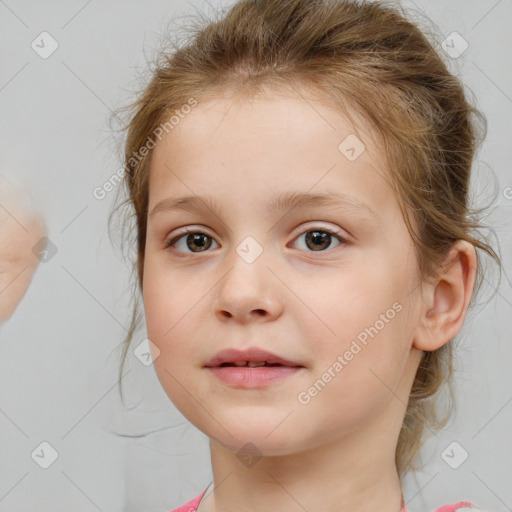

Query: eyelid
<box><xmin>290</xmin><ymin>222</ymin><xmax>349</xmax><ymax>241</ymax></box>
<box><xmin>165</xmin><ymin>226</ymin><xmax>216</xmax><ymax>248</ymax></box>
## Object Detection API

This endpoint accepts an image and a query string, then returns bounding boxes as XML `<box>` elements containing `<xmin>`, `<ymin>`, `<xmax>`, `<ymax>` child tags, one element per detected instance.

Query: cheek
<box><xmin>142</xmin><ymin>255</ymin><xmax>203</xmax><ymax>340</ymax></box>
<box><xmin>142</xmin><ymin>261</ymin><xmax>206</xmax><ymax>407</ymax></box>
<box><xmin>297</xmin><ymin>315</ymin><xmax>410</xmax><ymax>440</ymax></box>
<box><xmin>145</xmin><ymin>283</ymin><xmax>207</xmax><ymax>419</ymax></box>
<box><xmin>292</xmin><ymin>256</ymin><xmax>412</xmax><ymax>386</ymax></box>
<box><xmin>291</xmin><ymin>259</ymin><xmax>402</xmax><ymax>342</ymax></box>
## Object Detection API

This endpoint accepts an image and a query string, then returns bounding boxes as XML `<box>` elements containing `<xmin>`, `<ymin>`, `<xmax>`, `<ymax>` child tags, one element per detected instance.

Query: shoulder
<box><xmin>434</xmin><ymin>503</ymin><xmax>488</xmax><ymax>512</ymax></box>
<box><xmin>168</xmin><ymin>489</ymin><xmax>207</xmax><ymax>512</ymax></box>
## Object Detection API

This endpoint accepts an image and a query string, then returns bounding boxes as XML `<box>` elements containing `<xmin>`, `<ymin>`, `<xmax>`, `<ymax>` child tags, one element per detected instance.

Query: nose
<box><xmin>212</xmin><ymin>246</ymin><xmax>284</xmax><ymax>324</ymax></box>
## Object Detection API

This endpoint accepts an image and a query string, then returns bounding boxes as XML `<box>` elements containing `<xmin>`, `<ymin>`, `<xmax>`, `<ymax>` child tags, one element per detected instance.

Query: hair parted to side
<box><xmin>109</xmin><ymin>0</ymin><xmax>502</xmax><ymax>482</ymax></box>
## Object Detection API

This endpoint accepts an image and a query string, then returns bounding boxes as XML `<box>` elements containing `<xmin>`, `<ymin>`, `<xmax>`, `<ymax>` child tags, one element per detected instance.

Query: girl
<box><xmin>111</xmin><ymin>0</ymin><xmax>502</xmax><ymax>510</ymax></box>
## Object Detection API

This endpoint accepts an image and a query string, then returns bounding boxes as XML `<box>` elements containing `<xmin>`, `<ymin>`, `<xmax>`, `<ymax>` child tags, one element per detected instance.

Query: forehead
<box><xmin>147</xmin><ymin>90</ymin><xmax>395</xmax><ymax>219</ymax></box>
<box><xmin>154</xmin><ymin>89</ymin><xmax>383</xmax><ymax>162</ymax></box>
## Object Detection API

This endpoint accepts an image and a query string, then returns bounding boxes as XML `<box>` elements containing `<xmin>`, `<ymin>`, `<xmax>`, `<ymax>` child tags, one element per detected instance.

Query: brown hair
<box><xmin>109</xmin><ymin>0</ymin><xmax>502</xmax><ymax>481</ymax></box>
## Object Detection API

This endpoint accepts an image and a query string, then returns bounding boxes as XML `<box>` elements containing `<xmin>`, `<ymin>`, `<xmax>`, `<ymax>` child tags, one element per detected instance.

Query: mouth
<box><xmin>203</xmin><ymin>347</ymin><xmax>305</xmax><ymax>388</ymax></box>
<box><xmin>216</xmin><ymin>361</ymin><xmax>298</xmax><ymax>367</ymax></box>
<box><xmin>203</xmin><ymin>347</ymin><xmax>304</xmax><ymax>369</ymax></box>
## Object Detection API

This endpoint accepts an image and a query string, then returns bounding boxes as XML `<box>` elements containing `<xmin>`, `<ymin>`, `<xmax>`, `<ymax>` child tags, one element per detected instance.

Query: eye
<box><xmin>292</xmin><ymin>227</ymin><xmax>347</xmax><ymax>252</ymax></box>
<box><xmin>165</xmin><ymin>228</ymin><xmax>219</xmax><ymax>254</ymax></box>
<box><xmin>165</xmin><ymin>226</ymin><xmax>347</xmax><ymax>254</ymax></box>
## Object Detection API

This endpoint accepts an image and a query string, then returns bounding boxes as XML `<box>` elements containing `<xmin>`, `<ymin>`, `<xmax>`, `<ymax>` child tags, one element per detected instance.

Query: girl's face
<box><xmin>143</xmin><ymin>90</ymin><xmax>425</xmax><ymax>456</ymax></box>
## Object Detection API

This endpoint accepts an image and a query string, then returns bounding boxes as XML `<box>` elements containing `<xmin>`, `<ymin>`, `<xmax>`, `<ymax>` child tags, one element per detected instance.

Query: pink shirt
<box><xmin>169</xmin><ymin>489</ymin><xmax>477</xmax><ymax>512</ymax></box>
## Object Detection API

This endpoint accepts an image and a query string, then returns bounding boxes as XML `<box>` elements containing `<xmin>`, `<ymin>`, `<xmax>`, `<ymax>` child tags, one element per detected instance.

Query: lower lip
<box><xmin>206</xmin><ymin>366</ymin><xmax>304</xmax><ymax>388</ymax></box>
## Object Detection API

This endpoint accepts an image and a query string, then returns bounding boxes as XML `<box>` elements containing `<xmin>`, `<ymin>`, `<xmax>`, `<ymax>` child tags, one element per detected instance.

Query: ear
<box><xmin>412</xmin><ymin>240</ymin><xmax>477</xmax><ymax>352</ymax></box>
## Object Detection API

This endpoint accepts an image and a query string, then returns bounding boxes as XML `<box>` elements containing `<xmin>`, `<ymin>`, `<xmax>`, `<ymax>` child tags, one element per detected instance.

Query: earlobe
<box><xmin>412</xmin><ymin>241</ymin><xmax>477</xmax><ymax>352</ymax></box>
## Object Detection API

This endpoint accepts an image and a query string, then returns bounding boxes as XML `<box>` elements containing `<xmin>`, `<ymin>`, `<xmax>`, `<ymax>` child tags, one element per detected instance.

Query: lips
<box><xmin>203</xmin><ymin>347</ymin><xmax>304</xmax><ymax>368</ymax></box>
<box><xmin>204</xmin><ymin>347</ymin><xmax>305</xmax><ymax>388</ymax></box>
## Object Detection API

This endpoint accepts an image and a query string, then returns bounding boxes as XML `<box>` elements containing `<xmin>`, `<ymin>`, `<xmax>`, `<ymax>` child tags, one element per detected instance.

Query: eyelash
<box><xmin>164</xmin><ymin>226</ymin><xmax>348</xmax><ymax>254</ymax></box>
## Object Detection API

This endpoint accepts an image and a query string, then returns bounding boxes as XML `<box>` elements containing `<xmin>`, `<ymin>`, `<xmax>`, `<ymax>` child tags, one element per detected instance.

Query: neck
<box><xmin>201</xmin><ymin>426</ymin><xmax>404</xmax><ymax>512</ymax></box>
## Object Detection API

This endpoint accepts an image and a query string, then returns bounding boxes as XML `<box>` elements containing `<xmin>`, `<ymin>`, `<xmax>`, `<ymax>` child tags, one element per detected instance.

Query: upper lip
<box><xmin>204</xmin><ymin>347</ymin><xmax>304</xmax><ymax>367</ymax></box>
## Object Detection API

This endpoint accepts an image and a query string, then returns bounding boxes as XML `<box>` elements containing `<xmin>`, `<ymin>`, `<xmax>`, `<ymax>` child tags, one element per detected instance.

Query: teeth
<box><xmin>228</xmin><ymin>361</ymin><xmax>269</xmax><ymax>367</ymax></box>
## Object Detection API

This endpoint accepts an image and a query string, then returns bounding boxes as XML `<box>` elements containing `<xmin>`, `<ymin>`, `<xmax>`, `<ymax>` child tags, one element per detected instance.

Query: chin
<box><xmin>202</xmin><ymin>423</ymin><xmax>308</xmax><ymax>458</ymax></box>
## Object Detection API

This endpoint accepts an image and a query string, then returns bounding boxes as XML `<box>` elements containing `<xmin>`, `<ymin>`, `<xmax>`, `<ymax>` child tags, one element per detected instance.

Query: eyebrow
<box><xmin>148</xmin><ymin>191</ymin><xmax>378</xmax><ymax>221</ymax></box>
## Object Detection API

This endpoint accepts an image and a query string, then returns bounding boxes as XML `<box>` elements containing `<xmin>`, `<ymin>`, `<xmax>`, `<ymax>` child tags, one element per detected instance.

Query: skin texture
<box><xmin>142</xmin><ymin>90</ymin><xmax>476</xmax><ymax>512</ymax></box>
<box><xmin>0</xmin><ymin>182</ymin><xmax>46</xmax><ymax>323</ymax></box>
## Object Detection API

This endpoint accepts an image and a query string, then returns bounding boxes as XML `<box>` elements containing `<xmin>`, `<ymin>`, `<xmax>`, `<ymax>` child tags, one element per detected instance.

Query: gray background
<box><xmin>0</xmin><ymin>0</ymin><xmax>511</xmax><ymax>511</ymax></box>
